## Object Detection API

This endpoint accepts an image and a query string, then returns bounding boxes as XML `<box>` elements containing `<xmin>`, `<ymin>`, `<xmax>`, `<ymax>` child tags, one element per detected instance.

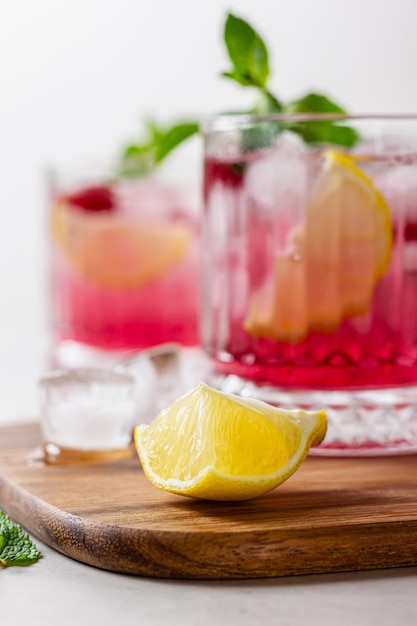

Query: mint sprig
<box><xmin>118</xmin><ymin>12</ymin><xmax>358</xmax><ymax>177</ymax></box>
<box><xmin>223</xmin><ymin>13</ymin><xmax>282</xmax><ymax>112</ymax></box>
<box><xmin>119</xmin><ymin>119</ymin><xmax>199</xmax><ymax>178</ymax></box>
<box><xmin>0</xmin><ymin>510</ymin><xmax>41</xmax><ymax>568</ymax></box>
<box><xmin>222</xmin><ymin>12</ymin><xmax>359</xmax><ymax>148</ymax></box>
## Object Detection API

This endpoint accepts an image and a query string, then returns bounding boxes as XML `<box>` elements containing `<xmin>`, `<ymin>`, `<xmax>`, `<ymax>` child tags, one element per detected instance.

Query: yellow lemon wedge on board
<box><xmin>51</xmin><ymin>203</ymin><xmax>192</xmax><ymax>290</ymax></box>
<box><xmin>245</xmin><ymin>150</ymin><xmax>393</xmax><ymax>342</ymax></box>
<box><xmin>134</xmin><ymin>382</ymin><xmax>327</xmax><ymax>501</ymax></box>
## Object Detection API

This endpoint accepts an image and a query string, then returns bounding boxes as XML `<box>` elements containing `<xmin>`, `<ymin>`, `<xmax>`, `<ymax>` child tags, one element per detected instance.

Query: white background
<box><xmin>2</xmin><ymin>0</ymin><xmax>417</xmax><ymax>421</ymax></box>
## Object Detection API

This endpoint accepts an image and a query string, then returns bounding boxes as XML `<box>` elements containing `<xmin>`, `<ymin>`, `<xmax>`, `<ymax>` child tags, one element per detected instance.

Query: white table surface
<box><xmin>2</xmin><ymin>549</ymin><xmax>417</xmax><ymax>626</ymax></box>
<box><xmin>1</xmin><ymin>334</ymin><xmax>417</xmax><ymax>626</ymax></box>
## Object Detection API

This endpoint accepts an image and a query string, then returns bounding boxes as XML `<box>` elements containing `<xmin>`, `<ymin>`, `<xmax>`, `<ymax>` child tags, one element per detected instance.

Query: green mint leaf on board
<box><xmin>0</xmin><ymin>510</ymin><xmax>41</xmax><ymax>568</ymax></box>
<box><xmin>119</xmin><ymin>120</ymin><xmax>199</xmax><ymax>178</ymax></box>
<box><xmin>222</xmin><ymin>13</ymin><xmax>272</xmax><ymax>91</ymax></box>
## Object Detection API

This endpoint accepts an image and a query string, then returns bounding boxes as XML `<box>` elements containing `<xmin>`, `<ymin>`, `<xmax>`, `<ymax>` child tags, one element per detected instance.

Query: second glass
<box><xmin>48</xmin><ymin>164</ymin><xmax>200</xmax><ymax>367</ymax></box>
<box><xmin>201</xmin><ymin>113</ymin><xmax>417</xmax><ymax>454</ymax></box>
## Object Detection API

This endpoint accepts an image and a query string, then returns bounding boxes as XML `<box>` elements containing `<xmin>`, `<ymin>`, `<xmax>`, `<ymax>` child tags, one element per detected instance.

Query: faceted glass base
<box><xmin>49</xmin><ymin>342</ymin><xmax>417</xmax><ymax>456</ymax></box>
<box><xmin>209</xmin><ymin>373</ymin><xmax>417</xmax><ymax>456</ymax></box>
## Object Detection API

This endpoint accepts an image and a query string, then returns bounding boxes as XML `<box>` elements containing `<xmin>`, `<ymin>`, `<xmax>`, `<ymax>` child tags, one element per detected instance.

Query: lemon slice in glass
<box><xmin>52</xmin><ymin>203</ymin><xmax>192</xmax><ymax>290</ymax></box>
<box><xmin>134</xmin><ymin>382</ymin><xmax>327</xmax><ymax>501</ymax></box>
<box><xmin>245</xmin><ymin>150</ymin><xmax>392</xmax><ymax>342</ymax></box>
<box><xmin>305</xmin><ymin>149</ymin><xmax>392</xmax><ymax>329</ymax></box>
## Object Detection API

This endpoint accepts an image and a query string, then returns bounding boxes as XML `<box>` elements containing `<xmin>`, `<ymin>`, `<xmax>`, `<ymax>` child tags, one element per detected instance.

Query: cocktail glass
<box><xmin>47</xmin><ymin>163</ymin><xmax>200</xmax><ymax>367</ymax></box>
<box><xmin>201</xmin><ymin>113</ymin><xmax>417</xmax><ymax>454</ymax></box>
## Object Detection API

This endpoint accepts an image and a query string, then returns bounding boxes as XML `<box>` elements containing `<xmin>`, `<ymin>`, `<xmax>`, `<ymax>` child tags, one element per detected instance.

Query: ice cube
<box><xmin>116</xmin><ymin>345</ymin><xmax>213</xmax><ymax>424</ymax></box>
<box><xmin>39</xmin><ymin>368</ymin><xmax>136</xmax><ymax>451</ymax></box>
<box><xmin>374</xmin><ymin>163</ymin><xmax>417</xmax><ymax>224</ymax></box>
<box><xmin>245</xmin><ymin>140</ymin><xmax>309</xmax><ymax>249</ymax></box>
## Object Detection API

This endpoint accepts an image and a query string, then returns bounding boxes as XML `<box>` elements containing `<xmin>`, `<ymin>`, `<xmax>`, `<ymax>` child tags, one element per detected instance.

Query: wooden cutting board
<box><xmin>1</xmin><ymin>421</ymin><xmax>417</xmax><ymax>580</ymax></box>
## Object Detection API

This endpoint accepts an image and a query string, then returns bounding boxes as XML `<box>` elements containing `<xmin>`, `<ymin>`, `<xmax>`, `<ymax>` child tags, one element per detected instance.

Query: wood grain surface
<box><xmin>1</xmin><ymin>421</ymin><xmax>417</xmax><ymax>579</ymax></box>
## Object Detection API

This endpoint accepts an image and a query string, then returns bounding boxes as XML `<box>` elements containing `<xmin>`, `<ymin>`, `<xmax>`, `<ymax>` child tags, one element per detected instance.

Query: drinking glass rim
<box><xmin>201</xmin><ymin>112</ymin><xmax>417</xmax><ymax>133</ymax></box>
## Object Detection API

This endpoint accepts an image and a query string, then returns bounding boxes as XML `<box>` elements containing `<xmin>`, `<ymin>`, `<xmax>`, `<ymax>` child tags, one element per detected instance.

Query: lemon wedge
<box><xmin>245</xmin><ymin>150</ymin><xmax>392</xmax><ymax>342</ymax></box>
<box><xmin>52</xmin><ymin>203</ymin><xmax>192</xmax><ymax>290</ymax></box>
<box><xmin>134</xmin><ymin>382</ymin><xmax>327</xmax><ymax>501</ymax></box>
<box><xmin>305</xmin><ymin>150</ymin><xmax>392</xmax><ymax>328</ymax></box>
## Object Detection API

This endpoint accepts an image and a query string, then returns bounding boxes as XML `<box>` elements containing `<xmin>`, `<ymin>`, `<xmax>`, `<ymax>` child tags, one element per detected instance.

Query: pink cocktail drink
<box><xmin>201</xmin><ymin>114</ymin><xmax>417</xmax><ymax>452</ymax></box>
<box><xmin>49</xmin><ymin>175</ymin><xmax>199</xmax><ymax>361</ymax></box>
<box><xmin>204</xmin><ymin>156</ymin><xmax>417</xmax><ymax>389</ymax></box>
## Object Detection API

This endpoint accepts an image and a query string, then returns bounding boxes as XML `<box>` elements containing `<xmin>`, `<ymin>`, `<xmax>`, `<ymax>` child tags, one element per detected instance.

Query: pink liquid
<box><xmin>203</xmin><ymin>155</ymin><xmax>417</xmax><ymax>390</ymax></box>
<box><xmin>51</xmin><ymin>245</ymin><xmax>198</xmax><ymax>349</ymax></box>
<box><xmin>50</xmin><ymin>180</ymin><xmax>199</xmax><ymax>351</ymax></box>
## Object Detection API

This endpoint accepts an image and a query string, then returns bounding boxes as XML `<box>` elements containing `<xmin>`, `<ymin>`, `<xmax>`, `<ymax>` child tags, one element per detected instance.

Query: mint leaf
<box><xmin>284</xmin><ymin>93</ymin><xmax>360</xmax><ymax>147</ymax></box>
<box><xmin>286</xmin><ymin>120</ymin><xmax>360</xmax><ymax>147</ymax></box>
<box><xmin>0</xmin><ymin>510</ymin><xmax>41</xmax><ymax>568</ymax></box>
<box><xmin>222</xmin><ymin>70</ymin><xmax>257</xmax><ymax>88</ymax></box>
<box><xmin>221</xmin><ymin>14</ymin><xmax>358</xmax><ymax>149</ymax></box>
<box><xmin>118</xmin><ymin>13</ymin><xmax>360</xmax><ymax>173</ymax></box>
<box><xmin>119</xmin><ymin>120</ymin><xmax>199</xmax><ymax>178</ymax></box>
<box><xmin>285</xmin><ymin>92</ymin><xmax>347</xmax><ymax>115</ymax></box>
<box><xmin>251</xmin><ymin>90</ymin><xmax>283</xmax><ymax>114</ymax></box>
<box><xmin>154</xmin><ymin>122</ymin><xmax>199</xmax><ymax>163</ymax></box>
<box><xmin>240</xmin><ymin>122</ymin><xmax>282</xmax><ymax>153</ymax></box>
<box><xmin>223</xmin><ymin>13</ymin><xmax>271</xmax><ymax>90</ymax></box>
<box><xmin>119</xmin><ymin>144</ymin><xmax>155</xmax><ymax>178</ymax></box>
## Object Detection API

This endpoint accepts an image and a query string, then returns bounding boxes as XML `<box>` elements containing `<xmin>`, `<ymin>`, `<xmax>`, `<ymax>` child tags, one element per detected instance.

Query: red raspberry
<box><xmin>204</xmin><ymin>158</ymin><xmax>245</xmax><ymax>189</ymax></box>
<box><xmin>66</xmin><ymin>185</ymin><xmax>115</xmax><ymax>212</ymax></box>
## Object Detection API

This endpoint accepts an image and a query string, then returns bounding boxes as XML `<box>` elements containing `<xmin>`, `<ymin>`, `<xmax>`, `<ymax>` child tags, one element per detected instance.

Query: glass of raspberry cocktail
<box><xmin>202</xmin><ymin>114</ymin><xmax>417</xmax><ymax>454</ymax></box>
<box><xmin>48</xmin><ymin>164</ymin><xmax>200</xmax><ymax>367</ymax></box>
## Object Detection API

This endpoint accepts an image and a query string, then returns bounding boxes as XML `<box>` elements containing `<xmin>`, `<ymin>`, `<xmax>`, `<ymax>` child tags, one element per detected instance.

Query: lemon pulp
<box><xmin>52</xmin><ymin>203</ymin><xmax>192</xmax><ymax>289</ymax></box>
<box><xmin>134</xmin><ymin>382</ymin><xmax>327</xmax><ymax>501</ymax></box>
